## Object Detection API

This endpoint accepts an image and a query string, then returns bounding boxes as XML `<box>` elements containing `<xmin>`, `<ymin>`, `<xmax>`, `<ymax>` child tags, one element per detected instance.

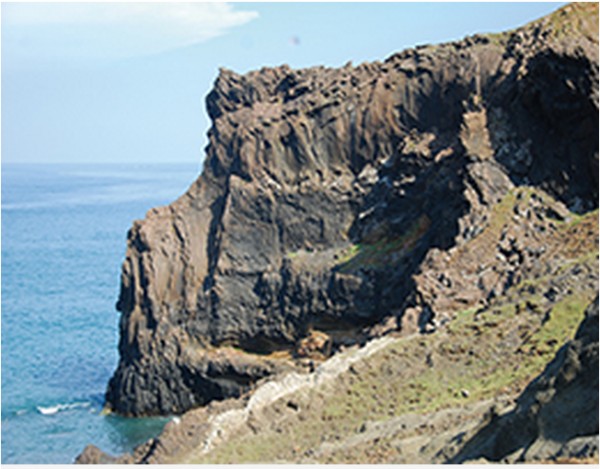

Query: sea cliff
<box><xmin>81</xmin><ymin>2</ymin><xmax>598</xmax><ymax>464</ymax></box>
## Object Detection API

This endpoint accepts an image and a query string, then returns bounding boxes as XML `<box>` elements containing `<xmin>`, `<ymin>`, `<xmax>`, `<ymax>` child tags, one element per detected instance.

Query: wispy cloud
<box><xmin>2</xmin><ymin>3</ymin><xmax>259</xmax><ymax>60</ymax></box>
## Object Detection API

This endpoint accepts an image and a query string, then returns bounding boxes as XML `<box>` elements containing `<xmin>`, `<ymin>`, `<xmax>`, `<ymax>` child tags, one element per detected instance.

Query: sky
<box><xmin>2</xmin><ymin>2</ymin><xmax>567</xmax><ymax>165</ymax></box>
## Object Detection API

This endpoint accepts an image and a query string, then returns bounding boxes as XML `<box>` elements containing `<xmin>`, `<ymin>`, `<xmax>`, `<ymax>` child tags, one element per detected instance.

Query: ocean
<box><xmin>1</xmin><ymin>163</ymin><xmax>200</xmax><ymax>464</ymax></box>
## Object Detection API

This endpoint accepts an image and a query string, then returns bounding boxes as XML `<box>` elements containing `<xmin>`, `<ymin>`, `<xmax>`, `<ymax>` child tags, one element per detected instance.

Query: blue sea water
<box><xmin>1</xmin><ymin>163</ymin><xmax>200</xmax><ymax>464</ymax></box>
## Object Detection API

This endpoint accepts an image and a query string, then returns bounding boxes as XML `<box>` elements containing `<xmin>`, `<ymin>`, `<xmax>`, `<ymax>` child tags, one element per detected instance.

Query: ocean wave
<box><xmin>36</xmin><ymin>401</ymin><xmax>91</xmax><ymax>416</ymax></box>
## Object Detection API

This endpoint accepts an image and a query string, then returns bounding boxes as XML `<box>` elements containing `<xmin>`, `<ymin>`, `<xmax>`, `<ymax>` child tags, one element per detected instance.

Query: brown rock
<box><xmin>75</xmin><ymin>445</ymin><xmax>118</xmax><ymax>464</ymax></box>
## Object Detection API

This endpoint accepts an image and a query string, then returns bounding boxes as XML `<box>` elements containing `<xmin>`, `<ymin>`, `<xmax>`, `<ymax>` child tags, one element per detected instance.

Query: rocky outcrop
<box><xmin>105</xmin><ymin>3</ymin><xmax>599</xmax><ymax>417</ymax></box>
<box><xmin>75</xmin><ymin>445</ymin><xmax>118</xmax><ymax>465</ymax></box>
<box><xmin>449</xmin><ymin>296</ymin><xmax>599</xmax><ymax>463</ymax></box>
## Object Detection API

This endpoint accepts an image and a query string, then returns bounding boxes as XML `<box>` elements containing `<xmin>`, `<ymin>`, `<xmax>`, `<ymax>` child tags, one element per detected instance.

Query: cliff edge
<box><xmin>104</xmin><ymin>3</ymin><xmax>598</xmax><ymax>417</ymax></box>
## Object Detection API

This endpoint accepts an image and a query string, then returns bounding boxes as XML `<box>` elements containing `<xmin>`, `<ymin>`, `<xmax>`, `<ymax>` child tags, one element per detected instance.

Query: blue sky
<box><xmin>2</xmin><ymin>2</ymin><xmax>566</xmax><ymax>165</ymax></box>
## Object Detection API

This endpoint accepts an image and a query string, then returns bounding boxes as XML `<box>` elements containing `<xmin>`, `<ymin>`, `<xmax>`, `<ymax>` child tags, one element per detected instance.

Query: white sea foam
<box><xmin>36</xmin><ymin>401</ymin><xmax>91</xmax><ymax>416</ymax></box>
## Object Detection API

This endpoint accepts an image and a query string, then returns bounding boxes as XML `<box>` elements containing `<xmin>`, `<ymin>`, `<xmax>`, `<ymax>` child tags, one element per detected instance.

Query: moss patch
<box><xmin>337</xmin><ymin>214</ymin><xmax>430</xmax><ymax>273</ymax></box>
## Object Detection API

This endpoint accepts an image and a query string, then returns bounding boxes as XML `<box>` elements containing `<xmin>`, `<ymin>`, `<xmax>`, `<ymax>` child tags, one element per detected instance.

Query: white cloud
<box><xmin>2</xmin><ymin>3</ymin><xmax>259</xmax><ymax>59</ymax></box>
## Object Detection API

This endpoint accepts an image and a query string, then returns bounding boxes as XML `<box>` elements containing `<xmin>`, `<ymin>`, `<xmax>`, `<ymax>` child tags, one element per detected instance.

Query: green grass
<box><xmin>485</xmin><ymin>3</ymin><xmax>598</xmax><ymax>45</ymax></box>
<box><xmin>286</xmin><ymin>250</ymin><xmax>301</xmax><ymax>259</ymax></box>
<box><xmin>519</xmin><ymin>294</ymin><xmax>591</xmax><ymax>357</ymax></box>
<box><xmin>484</xmin><ymin>31</ymin><xmax>509</xmax><ymax>47</ymax></box>
<box><xmin>560</xmin><ymin>207</ymin><xmax>598</xmax><ymax>230</ymax></box>
<box><xmin>336</xmin><ymin>215</ymin><xmax>430</xmax><ymax>272</ymax></box>
<box><xmin>335</xmin><ymin>243</ymin><xmax>361</xmax><ymax>264</ymax></box>
<box><xmin>542</xmin><ymin>3</ymin><xmax>598</xmax><ymax>41</ymax></box>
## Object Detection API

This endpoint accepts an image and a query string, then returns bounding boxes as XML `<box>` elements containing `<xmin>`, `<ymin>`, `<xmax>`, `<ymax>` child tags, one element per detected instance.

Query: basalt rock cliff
<box><xmin>105</xmin><ymin>3</ymin><xmax>598</xmax><ymax>417</ymax></box>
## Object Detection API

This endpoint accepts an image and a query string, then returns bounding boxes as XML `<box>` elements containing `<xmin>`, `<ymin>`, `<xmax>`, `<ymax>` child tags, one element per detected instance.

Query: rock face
<box><xmin>105</xmin><ymin>3</ymin><xmax>599</xmax><ymax>416</ymax></box>
<box><xmin>449</xmin><ymin>296</ymin><xmax>599</xmax><ymax>463</ymax></box>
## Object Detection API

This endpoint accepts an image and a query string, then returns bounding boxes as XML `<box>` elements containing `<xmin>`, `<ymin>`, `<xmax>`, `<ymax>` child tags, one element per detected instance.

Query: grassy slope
<box><xmin>484</xmin><ymin>2</ymin><xmax>599</xmax><ymax>45</ymax></box>
<box><xmin>198</xmin><ymin>295</ymin><xmax>593</xmax><ymax>464</ymax></box>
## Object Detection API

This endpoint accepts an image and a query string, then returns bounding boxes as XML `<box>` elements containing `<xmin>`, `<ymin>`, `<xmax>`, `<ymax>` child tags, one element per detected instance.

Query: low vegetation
<box><xmin>336</xmin><ymin>214</ymin><xmax>430</xmax><ymax>272</ymax></box>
